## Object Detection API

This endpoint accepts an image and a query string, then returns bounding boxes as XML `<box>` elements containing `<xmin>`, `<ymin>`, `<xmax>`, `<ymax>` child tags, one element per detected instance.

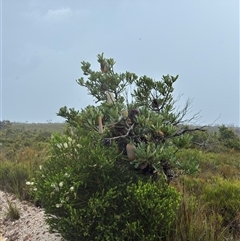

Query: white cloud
<box><xmin>23</xmin><ymin>7</ymin><xmax>72</xmax><ymax>23</ymax></box>
<box><xmin>43</xmin><ymin>8</ymin><xmax>72</xmax><ymax>22</ymax></box>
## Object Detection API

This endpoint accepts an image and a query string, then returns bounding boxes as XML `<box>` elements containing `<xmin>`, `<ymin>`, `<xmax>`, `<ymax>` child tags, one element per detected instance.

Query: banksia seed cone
<box><xmin>126</xmin><ymin>143</ymin><xmax>136</xmax><ymax>161</ymax></box>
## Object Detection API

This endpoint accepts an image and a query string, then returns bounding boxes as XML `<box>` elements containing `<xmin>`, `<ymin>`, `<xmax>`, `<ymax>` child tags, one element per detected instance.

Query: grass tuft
<box><xmin>5</xmin><ymin>199</ymin><xmax>20</xmax><ymax>221</ymax></box>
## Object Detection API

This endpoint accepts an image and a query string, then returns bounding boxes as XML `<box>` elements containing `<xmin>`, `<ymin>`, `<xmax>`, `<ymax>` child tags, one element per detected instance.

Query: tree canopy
<box><xmin>58</xmin><ymin>53</ymin><xmax>204</xmax><ymax>182</ymax></box>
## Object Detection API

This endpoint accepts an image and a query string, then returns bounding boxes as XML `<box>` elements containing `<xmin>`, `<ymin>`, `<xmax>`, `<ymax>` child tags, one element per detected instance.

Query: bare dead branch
<box><xmin>173</xmin><ymin>126</ymin><xmax>206</xmax><ymax>137</ymax></box>
<box><xmin>103</xmin><ymin>123</ymin><xmax>135</xmax><ymax>142</ymax></box>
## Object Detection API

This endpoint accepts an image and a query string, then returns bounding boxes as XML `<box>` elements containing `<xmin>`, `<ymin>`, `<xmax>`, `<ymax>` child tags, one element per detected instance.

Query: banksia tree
<box><xmin>32</xmin><ymin>53</ymin><xmax>205</xmax><ymax>240</ymax></box>
<box><xmin>58</xmin><ymin>53</ymin><xmax>204</xmax><ymax>182</ymax></box>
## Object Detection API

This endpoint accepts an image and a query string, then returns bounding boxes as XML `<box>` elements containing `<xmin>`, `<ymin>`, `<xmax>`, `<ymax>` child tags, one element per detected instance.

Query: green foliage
<box><xmin>58</xmin><ymin>53</ymin><xmax>203</xmax><ymax>183</ymax></box>
<box><xmin>0</xmin><ymin>121</ymin><xmax>239</xmax><ymax>240</ymax></box>
<box><xmin>31</xmin><ymin>128</ymin><xmax>181</xmax><ymax>240</ymax></box>
<box><xmin>217</xmin><ymin>125</ymin><xmax>240</xmax><ymax>150</ymax></box>
<box><xmin>172</xmin><ymin>193</ymin><xmax>228</xmax><ymax>241</ymax></box>
<box><xmin>0</xmin><ymin>123</ymin><xmax>52</xmax><ymax>158</ymax></box>
<box><xmin>0</xmin><ymin>142</ymin><xmax>50</xmax><ymax>200</ymax></box>
<box><xmin>123</xmin><ymin>180</ymin><xmax>181</xmax><ymax>240</ymax></box>
<box><xmin>31</xmin><ymin>128</ymin><xmax>125</xmax><ymax>240</ymax></box>
<box><xmin>29</xmin><ymin>53</ymin><xmax>215</xmax><ymax>240</ymax></box>
<box><xmin>3</xmin><ymin>53</ymin><xmax>240</xmax><ymax>240</ymax></box>
<box><xmin>133</xmin><ymin>74</ymin><xmax>178</xmax><ymax>114</ymax></box>
<box><xmin>201</xmin><ymin>177</ymin><xmax>240</xmax><ymax>224</ymax></box>
<box><xmin>0</xmin><ymin>155</ymin><xmax>48</xmax><ymax>201</ymax></box>
<box><xmin>0</xmin><ymin>122</ymin><xmax>63</xmax><ymax>200</ymax></box>
<box><xmin>175</xmin><ymin>149</ymin><xmax>201</xmax><ymax>175</ymax></box>
<box><xmin>0</xmin><ymin>120</ymin><xmax>11</xmax><ymax>129</ymax></box>
<box><xmin>78</xmin><ymin>53</ymin><xmax>137</xmax><ymax>103</ymax></box>
<box><xmin>189</xmin><ymin>128</ymin><xmax>221</xmax><ymax>152</ymax></box>
<box><xmin>0</xmin><ymin>161</ymin><xmax>32</xmax><ymax>200</ymax></box>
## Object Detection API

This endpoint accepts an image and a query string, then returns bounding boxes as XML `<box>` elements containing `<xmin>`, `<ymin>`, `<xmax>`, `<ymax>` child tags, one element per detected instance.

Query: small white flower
<box><xmin>51</xmin><ymin>183</ymin><xmax>56</xmax><ymax>188</ymax></box>
<box><xmin>68</xmin><ymin>137</ymin><xmax>72</xmax><ymax>142</ymax></box>
<box><xmin>70</xmin><ymin>186</ymin><xmax>74</xmax><ymax>191</ymax></box>
<box><xmin>56</xmin><ymin>203</ymin><xmax>62</xmax><ymax>208</ymax></box>
<box><xmin>59</xmin><ymin>182</ymin><xmax>64</xmax><ymax>188</ymax></box>
<box><xmin>76</xmin><ymin>144</ymin><xmax>81</xmax><ymax>148</ymax></box>
<box><xmin>30</xmin><ymin>182</ymin><xmax>34</xmax><ymax>186</ymax></box>
<box><xmin>39</xmin><ymin>165</ymin><xmax>42</xmax><ymax>170</ymax></box>
<box><xmin>64</xmin><ymin>173</ymin><xmax>70</xmax><ymax>177</ymax></box>
<box><xmin>63</xmin><ymin>143</ymin><xmax>68</xmax><ymax>148</ymax></box>
<box><xmin>26</xmin><ymin>181</ymin><xmax>31</xmax><ymax>185</ymax></box>
<box><xmin>33</xmin><ymin>188</ymin><xmax>37</xmax><ymax>191</ymax></box>
<box><xmin>56</xmin><ymin>143</ymin><xmax>62</xmax><ymax>149</ymax></box>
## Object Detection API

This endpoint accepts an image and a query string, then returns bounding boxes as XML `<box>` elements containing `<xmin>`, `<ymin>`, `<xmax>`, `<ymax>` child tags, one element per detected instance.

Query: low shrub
<box><xmin>0</xmin><ymin>161</ymin><xmax>30</xmax><ymax>200</ymax></box>
<box><xmin>218</xmin><ymin>125</ymin><xmax>240</xmax><ymax>150</ymax></box>
<box><xmin>30</xmin><ymin>128</ymin><xmax>181</xmax><ymax>240</ymax></box>
<box><xmin>201</xmin><ymin>177</ymin><xmax>240</xmax><ymax>226</ymax></box>
<box><xmin>123</xmin><ymin>180</ymin><xmax>181</xmax><ymax>240</ymax></box>
<box><xmin>0</xmin><ymin>146</ymin><xmax>48</xmax><ymax>200</ymax></box>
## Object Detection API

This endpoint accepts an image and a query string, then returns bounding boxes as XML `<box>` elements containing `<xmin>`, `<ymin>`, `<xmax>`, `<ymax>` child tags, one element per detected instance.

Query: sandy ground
<box><xmin>0</xmin><ymin>191</ymin><xmax>63</xmax><ymax>241</ymax></box>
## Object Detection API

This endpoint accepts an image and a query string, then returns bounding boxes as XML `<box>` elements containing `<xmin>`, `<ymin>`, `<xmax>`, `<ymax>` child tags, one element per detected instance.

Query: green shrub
<box><xmin>31</xmin><ymin>128</ymin><xmax>125</xmax><ymax>240</ymax></box>
<box><xmin>201</xmin><ymin>177</ymin><xmax>240</xmax><ymax>225</ymax></box>
<box><xmin>31</xmin><ymin>127</ymin><xmax>181</xmax><ymax>240</ymax></box>
<box><xmin>0</xmin><ymin>146</ymin><xmax>48</xmax><ymax>200</ymax></box>
<box><xmin>29</xmin><ymin>53</ymin><xmax>208</xmax><ymax>240</ymax></box>
<box><xmin>123</xmin><ymin>180</ymin><xmax>181</xmax><ymax>240</ymax></box>
<box><xmin>180</xmin><ymin>176</ymin><xmax>206</xmax><ymax>198</ymax></box>
<box><xmin>175</xmin><ymin>149</ymin><xmax>201</xmax><ymax>175</ymax></box>
<box><xmin>172</xmin><ymin>193</ymin><xmax>228</xmax><ymax>241</ymax></box>
<box><xmin>218</xmin><ymin>125</ymin><xmax>240</xmax><ymax>150</ymax></box>
<box><xmin>0</xmin><ymin>161</ymin><xmax>30</xmax><ymax>200</ymax></box>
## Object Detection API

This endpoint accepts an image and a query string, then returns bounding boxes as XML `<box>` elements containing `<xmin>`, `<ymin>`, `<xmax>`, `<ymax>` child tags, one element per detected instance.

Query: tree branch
<box><xmin>103</xmin><ymin>123</ymin><xmax>135</xmax><ymax>142</ymax></box>
<box><xmin>172</xmin><ymin>126</ymin><xmax>206</xmax><ymax>137</ymax></box>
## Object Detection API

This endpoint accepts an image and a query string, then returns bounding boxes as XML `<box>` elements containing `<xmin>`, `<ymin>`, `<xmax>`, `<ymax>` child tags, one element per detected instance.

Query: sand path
<box><xmin>0</xmin><ymin>191</ymin><xmax>63</xmax><ymax>241</ymax></box>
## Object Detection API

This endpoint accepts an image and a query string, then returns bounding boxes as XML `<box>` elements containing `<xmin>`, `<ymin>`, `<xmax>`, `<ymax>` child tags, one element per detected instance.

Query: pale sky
<box><xmin>1</xmin><ymin>0</ymin><xmax>239</xmax><ymax>125</ymax></box>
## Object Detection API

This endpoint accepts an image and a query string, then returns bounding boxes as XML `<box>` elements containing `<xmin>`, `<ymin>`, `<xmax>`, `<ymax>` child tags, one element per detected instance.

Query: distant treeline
<box><xmin>1</xmin><ymin>120</ymin><xmax>239</xmax><ymax>136</ymax></box>
<box><xmin>0</xmin><ymin>120</ymin><xmax>66</xmax><ymax>133</ymax></box>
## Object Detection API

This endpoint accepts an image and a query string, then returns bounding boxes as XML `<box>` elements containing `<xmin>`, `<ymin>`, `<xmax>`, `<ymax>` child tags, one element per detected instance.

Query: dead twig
<box><xmin>103</xmin><ymin>124</ymin><xmax>135</xmax><ymax>142</ymax></box>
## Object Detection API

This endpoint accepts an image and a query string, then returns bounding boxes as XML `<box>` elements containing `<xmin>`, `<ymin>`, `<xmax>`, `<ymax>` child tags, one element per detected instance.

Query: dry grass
<box><xmin>6</xmin><ymin>199</ymin><xmax>20</xmax><ymax>221</ymax></box>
